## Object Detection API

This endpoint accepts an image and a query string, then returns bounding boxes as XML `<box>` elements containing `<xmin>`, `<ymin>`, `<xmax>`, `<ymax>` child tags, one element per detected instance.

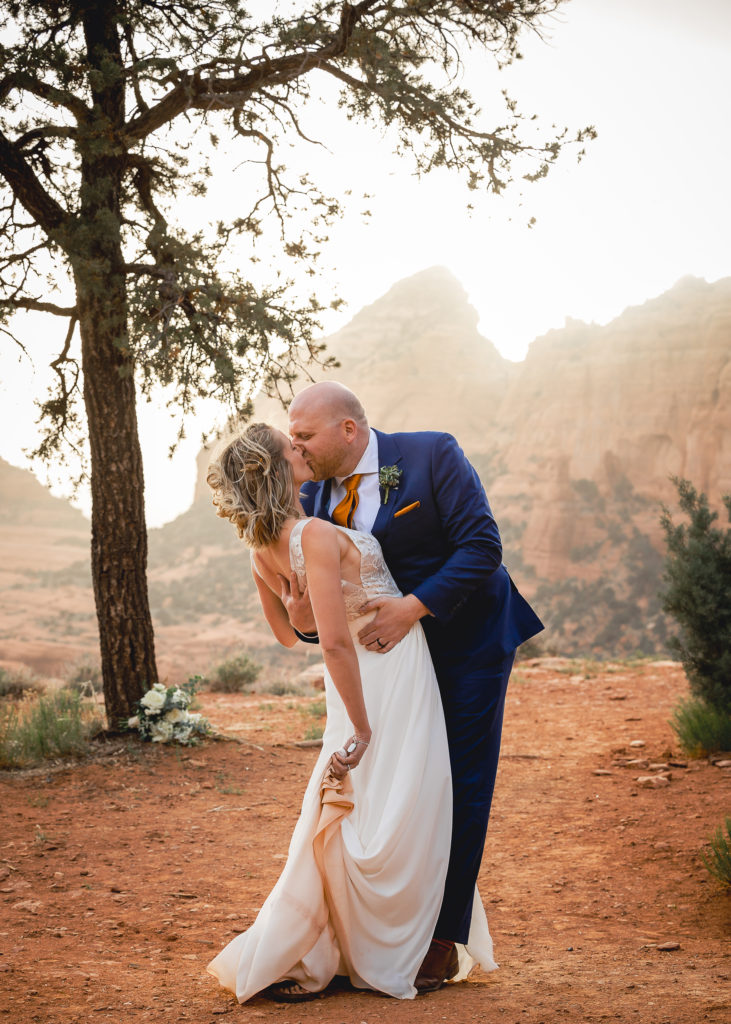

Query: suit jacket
<box><xmin>300</xmin><ymin>429</ymin><xmax>543</xmax><ymax>675</ymax></box>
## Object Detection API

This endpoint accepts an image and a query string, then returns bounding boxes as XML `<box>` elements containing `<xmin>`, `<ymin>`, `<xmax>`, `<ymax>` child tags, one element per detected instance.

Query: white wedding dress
<box><xmin>207</xmin><ymin>521</ymin><xmax>496</xmax><ymax>1001</ymax></box>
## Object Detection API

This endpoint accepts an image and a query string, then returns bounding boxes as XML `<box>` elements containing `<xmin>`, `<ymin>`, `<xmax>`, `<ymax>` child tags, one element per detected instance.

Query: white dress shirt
<box><xmin>328</xmin><ymin>428</ymin><xmax>380</xmax><ymax>533</ymax></box>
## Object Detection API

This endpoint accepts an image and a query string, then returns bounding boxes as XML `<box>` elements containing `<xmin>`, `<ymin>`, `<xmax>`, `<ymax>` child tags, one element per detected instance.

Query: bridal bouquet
<box><xmin>127</xmin><ymin>679</ymin><xmax>211</xmax><ymax>745</ymax></box>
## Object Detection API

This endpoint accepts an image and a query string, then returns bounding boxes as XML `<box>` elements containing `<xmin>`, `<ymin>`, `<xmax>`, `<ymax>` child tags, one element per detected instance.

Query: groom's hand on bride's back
<box><xmin>278</xmin><ymin>572</ymin><xmax>317</xmax><ymax>635</ymax></box>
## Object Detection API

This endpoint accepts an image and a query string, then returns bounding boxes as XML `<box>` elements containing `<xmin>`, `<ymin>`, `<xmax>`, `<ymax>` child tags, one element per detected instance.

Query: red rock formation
<box><xmin>2</xmin><ymin>269</ymin><xmax>729</xmax><ymax>667</ymax></box>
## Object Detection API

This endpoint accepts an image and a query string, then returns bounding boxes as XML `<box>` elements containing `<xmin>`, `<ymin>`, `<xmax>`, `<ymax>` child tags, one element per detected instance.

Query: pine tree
<box><xmin>0</xmin><ymin>1</ymin><xmax>593</xmax><ymax>720</ymax></box>
<box><xmin>660</xmin><ymin>478</ymin><xmax>731</xmax><ymax>712</ymax></box>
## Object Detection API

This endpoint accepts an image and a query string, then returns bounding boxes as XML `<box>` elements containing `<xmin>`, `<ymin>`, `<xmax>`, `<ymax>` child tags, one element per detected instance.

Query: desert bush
<box><xmin>671</xmin><ymin>698</ymin><xmax>731</xmax><ymax>756</ymax></box>
<box><xmin>0</xmin><ymin>666</ymin><xmax>42</xmax><ymax>700</ymax></box>
<box><xmin>260</xmin><ymin>680</ymin><xmax>302</xmax><ymax>697</ymax></box>
<box><xmin>63</xmin><ymin>657</ymin><xmax>103</xmax><ymax>696</ymax></box>
<box><xmin>303</xmin><ymin>723</ymin><xmax>324</xmax><ymax>741</ymax></box>
<box><xmin>660</xmin><ymin>478</ymin><xmax>731</xmax><ymax>712</ymax></box>
<box><xmin>515</xmin><ymin>637</ymin><xmax>543</xmax><ymax>662</ymax></box>
<box><xmin>208</xmin><ymin>654</ymin><xmax>262</xmax><ymax>693</ymax></box>
<box><xmin>305</xmin><ymin>698</ymin><xmax>327</xmax><ymax>718</ymax></box>
<box><xmin>0</xmin><ymin>690</ymin><xmax>103</xmax><ymax>768</ymax></box>
<box><xmin>702</xmin><ymin>817</ymin><xmax>731</xmax><ymax>888</ymax></box>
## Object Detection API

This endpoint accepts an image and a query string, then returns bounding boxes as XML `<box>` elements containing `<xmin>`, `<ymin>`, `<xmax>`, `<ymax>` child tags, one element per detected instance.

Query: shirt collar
<box><xmin>335</xmin><ymin>428</ymin><xmax>379</xmax><ymax>484</ymax></box>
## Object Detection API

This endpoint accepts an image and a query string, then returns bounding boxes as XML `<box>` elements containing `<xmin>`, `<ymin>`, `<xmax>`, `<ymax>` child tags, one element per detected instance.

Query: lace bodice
<box><xmin>289</xmin><ymin>519</ymin><xmax>401</xmax><ymax>620</ymax></box>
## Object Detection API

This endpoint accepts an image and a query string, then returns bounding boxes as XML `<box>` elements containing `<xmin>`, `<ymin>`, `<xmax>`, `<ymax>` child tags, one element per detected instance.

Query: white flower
<box><xmin>152</xmin><ymin>683</ymin><xmax>167</xmax><ymax>692</ymax></box>
<box><xmin>165</xmin><ymin>707</ymin><xmax>185</xmax><ymax>724</ymax></box>
<box><xmin>151</xmin><ymin>720</ymin><xmax>174</xmax><ymax>742</ymax></box>
<box><xmin>140</xmin><ymin>689</ymin><xmax>166</xmax><ymax>713</ymax></box>
<box><xmin>127</xmin><ymin>715</ymin><xmax>139</xmax><ymax>729</ymax></box>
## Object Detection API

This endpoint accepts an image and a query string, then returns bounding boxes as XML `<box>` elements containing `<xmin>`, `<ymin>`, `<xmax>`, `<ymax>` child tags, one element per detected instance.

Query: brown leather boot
<box><xmin>415</xmin><ymin>938</ymin><xmax>459</xmax><ymax>994</ymax></box>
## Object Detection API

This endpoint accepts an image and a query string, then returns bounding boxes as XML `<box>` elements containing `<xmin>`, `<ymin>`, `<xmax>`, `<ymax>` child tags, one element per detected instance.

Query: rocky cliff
<box><xmin>253</xmin><ymin>268</ymin><xmax>730</xmax><ymax>654</ymax></box>
<box><xmin>253</xmin><ymin>266</ymin><xmax>513</xmax><ymax>440</ymax></box>
<box><xmin>2</xmin><ymin>269</ymin><xmax>729</xmax><ymax>676</ymax></box>
<box><xmin>0</xmin><ymin>458</ymin><xmax>95</xmax><ymax>674</ymax></box>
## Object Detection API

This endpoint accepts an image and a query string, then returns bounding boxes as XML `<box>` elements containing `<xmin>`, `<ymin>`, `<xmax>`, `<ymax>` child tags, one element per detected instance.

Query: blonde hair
<box><xmin>206</xmin><ymin>423</ymin><xmax>297</xmax><ymax>548</ymax></box>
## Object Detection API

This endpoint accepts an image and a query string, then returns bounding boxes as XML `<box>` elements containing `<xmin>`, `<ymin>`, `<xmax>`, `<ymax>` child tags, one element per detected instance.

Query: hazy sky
<box><xmin>2</xmin><ymin>0</ymin><xmax>730</xmax><ymax>526</ymax></box>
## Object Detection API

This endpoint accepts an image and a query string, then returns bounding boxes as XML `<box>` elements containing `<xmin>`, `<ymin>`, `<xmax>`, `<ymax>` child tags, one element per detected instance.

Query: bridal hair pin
<box><xmin>244</xmin><ymin>457</ymin><xmax>270</xmax><ymax>476</ymax></box>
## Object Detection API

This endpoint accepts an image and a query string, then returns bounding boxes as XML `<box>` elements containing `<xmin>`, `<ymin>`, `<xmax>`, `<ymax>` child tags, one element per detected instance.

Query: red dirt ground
<box><xmin>1</xmin><ymin>659</ymin><xmax>729</xmax><ymax>1024</ymax></box>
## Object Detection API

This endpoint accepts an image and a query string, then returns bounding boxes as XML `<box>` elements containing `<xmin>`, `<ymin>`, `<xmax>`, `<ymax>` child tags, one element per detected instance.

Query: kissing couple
<box><xmin>206</xmin><ymin>381</ymin><xmax>543</xmax><ymax>1002</ymax></box>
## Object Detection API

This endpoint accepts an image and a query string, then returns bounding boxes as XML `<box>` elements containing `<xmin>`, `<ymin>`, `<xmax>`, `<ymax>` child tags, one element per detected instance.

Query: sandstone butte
<box><xmin>1</xmin><ymin>268</ymin><xmax>729</xmax><ymax>677</ymax></box>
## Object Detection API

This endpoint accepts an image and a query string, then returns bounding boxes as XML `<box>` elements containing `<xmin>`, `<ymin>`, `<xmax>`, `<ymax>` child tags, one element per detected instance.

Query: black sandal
<box><xmin>261</xmin><ymin>981</ymin><xmax>322</xmax><ymax>1003</ymax></box>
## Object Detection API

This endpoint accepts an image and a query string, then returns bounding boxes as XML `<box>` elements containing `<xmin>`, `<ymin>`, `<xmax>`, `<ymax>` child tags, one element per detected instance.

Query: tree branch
<box><xmin>318</xmin><ymin>61</ymin><xmax>504</xmax><ymax>147</ymax></box>
<box><xmin>0</xmin><ymin>297</ymin><xmax>77</xmax><ymax>316</ymax></box>
<box><xmin>124</xmin><ymin>262</ymin><xmax>168</xmax><ymax>278</ymax></box>
<box><xmin>16</xmin><ymin>125</ymin><xmax>76</xmax><ymax>149</ymax></box>
<box><xmin>124</xmin><ymin>0</ymin><xmax>381</xmax><ymax>140</ymax></box>
<box><xmin>0</xmin><ymin>129</ymin><xmax>71</xmax><ymax>236</ymax></box>
<box><xmin>0</xmin><ymin>71</ymin><xmax>90</xmax><ymax>121</ymax></box>
<box><xmin>0</xmin><ymin>240</ymin><xmax>50</xmax><ymax>269</ymax></box>
<box><xmin>48</xmin><ymin>314</ymin><xmax>81</xmax><ymax>417</ymax></box>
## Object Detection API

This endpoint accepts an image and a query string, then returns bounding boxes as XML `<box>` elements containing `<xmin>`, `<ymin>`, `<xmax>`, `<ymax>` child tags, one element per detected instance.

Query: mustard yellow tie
<box><xmin>332</xmin><ymin>474</ymin><xmax>363</xmax><ymax>528</ymax></box>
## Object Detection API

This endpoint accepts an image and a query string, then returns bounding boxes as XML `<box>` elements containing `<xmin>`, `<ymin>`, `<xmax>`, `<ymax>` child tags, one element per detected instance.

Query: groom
<box><xmin>284</xmin><ymin>381</ymin><xmax>543</xmax><ymax>992</ymax></box>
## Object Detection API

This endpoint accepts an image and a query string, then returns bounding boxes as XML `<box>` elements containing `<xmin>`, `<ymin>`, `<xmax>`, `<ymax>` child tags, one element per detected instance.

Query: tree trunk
<box><xmin>73</xmin><ymin>0</ymin><xmax>158</xmax><ymax>724</ymax></box>
<box><xmin>77</xmin><ymin>280</ymin><xmax>158</xmax><ymax>726</ymax></box>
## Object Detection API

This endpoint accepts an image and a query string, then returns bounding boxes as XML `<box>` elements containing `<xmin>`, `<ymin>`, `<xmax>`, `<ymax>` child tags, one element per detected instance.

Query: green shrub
<box><xmin>304</xmin><ymin>723</ymin><xmax>324</xmax><ymax>741</ymax></box>
<box><xmin>208</xmin><ymin>654</ymin><xmax>261</xmax><ymax>693</ymax></box>
<box><xmin>660</xmin><ymin>479</ymin><xmax>731</xmax><ymax>712</ymax></box>
<box><xmin>0</xmin><ymin>689</ymin><xmax>103</xmax><ymax>768</ymax></box>
<box><xmin>259</xmin><ymin>680</ymin><xmax>302</xmax><ymax>696</ymax></box>
<box><xmin>671</xmin><ymin>697</ymin><xmax>731</xmax><ymax>756</ymax></box>
<box><xmin>0</xmin><ymin>666</ymin><xmax>42</xmax><ymax>700</ymax></box>
<box><xmin>702</xmin><ymin>817</ymin><xmax>731</xmax><ymax>888</ymax></box>
<box><xmin>305</xmin><ymin>698</ymin><xmax>327</xmax><ymax>718</ymax></box>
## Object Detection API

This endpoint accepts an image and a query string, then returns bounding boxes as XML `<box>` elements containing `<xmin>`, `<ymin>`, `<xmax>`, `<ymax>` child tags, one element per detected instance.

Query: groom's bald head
<box><xmin>290</xmin><ymin>381</ymin><xmax>367</xmax><ymax>425</ymax></box>
<box><xmin>288</xmin><ymin>382</ymin><xmax>369</xmax><ymax>480</ymax></box>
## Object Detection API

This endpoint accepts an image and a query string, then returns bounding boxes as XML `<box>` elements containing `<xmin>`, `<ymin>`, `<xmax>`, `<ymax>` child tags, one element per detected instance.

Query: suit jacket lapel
<box><xmin>314</xmin><ymin>478</ymin><xmax>332</xmax><ymax>521</ymax></box>
<box><xmin>371</xmin><ymin>430</ymin><xmax>403</xmax><ymax>540</ymax></box>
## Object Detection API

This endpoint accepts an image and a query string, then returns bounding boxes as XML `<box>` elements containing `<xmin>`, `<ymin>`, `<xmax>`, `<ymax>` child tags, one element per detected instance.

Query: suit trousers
<box><xmin>433</xmin><ymin>649</ymin><xmax>515</xmax><ymax>943</ymax></box>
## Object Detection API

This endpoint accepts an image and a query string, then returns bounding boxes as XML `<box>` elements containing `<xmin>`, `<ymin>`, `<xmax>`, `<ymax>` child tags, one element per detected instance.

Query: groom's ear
<box><xmin>342</xmin><ymin>418</ymin><xmax>358</xmax><ymax>442</ymax></box>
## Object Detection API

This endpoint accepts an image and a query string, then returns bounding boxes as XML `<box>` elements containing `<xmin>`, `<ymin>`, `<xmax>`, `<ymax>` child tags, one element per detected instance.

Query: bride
<box><xmin>205</xmin><ymin>423</ymin><xmax>492</xmax><ymax>1002</ymax></box>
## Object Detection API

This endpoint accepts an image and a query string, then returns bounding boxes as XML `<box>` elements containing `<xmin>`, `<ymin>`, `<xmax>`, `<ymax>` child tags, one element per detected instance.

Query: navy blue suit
<box><xmin>301</xmin><ymin>429</ymin><xmax>543</xmax><ymax>941</ymax></box>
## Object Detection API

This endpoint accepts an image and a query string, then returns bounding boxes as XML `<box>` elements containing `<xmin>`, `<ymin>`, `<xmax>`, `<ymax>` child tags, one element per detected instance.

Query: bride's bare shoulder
<box><xmin>299</xmin><ymin>517</ymin><xmax>341</xmax><ymax>553</ymax></box>
<box><xmin>299</xmin><ymin>516</ymin><xmax>336</xmax><ymax>539</ymax></box>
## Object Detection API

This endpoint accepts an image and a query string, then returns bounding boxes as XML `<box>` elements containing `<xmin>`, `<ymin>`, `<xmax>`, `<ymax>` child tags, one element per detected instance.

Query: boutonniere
<box><xmin>378</xmin><ymin>464</ymin><xmax>402</xmax><ymax>504</ymax></box>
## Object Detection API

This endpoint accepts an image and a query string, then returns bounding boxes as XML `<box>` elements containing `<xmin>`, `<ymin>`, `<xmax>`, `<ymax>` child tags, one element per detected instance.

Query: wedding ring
<box><xmin>376</xmin><ymin>638</ymin><xmax>386</xmax><ymax>648</ymax></box>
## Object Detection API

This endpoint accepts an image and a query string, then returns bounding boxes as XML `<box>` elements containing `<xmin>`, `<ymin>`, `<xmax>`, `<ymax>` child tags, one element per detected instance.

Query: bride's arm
<box><xmin>300</xmin><ymin>519</ymin><xmax>371</xmax><ymax>746</ymax></box>
<box><xmin>250</xmin><ymin>557</ymin><xmax>298</xmax><ymax>648</ymax></box>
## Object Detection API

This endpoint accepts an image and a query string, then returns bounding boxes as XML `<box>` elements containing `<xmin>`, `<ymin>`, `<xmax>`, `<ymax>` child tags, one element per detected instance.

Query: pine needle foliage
<box><xmin>660</xmin><ymin>478</ymin><xmax>731</xmax><ymax>713</ymax></box>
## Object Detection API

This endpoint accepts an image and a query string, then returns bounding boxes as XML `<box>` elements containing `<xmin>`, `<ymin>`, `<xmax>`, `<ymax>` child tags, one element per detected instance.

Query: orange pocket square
<box><xmin>393</xmin><ymin>500</ymin><xmax>421</xmax><ymax>519</ymax></box>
